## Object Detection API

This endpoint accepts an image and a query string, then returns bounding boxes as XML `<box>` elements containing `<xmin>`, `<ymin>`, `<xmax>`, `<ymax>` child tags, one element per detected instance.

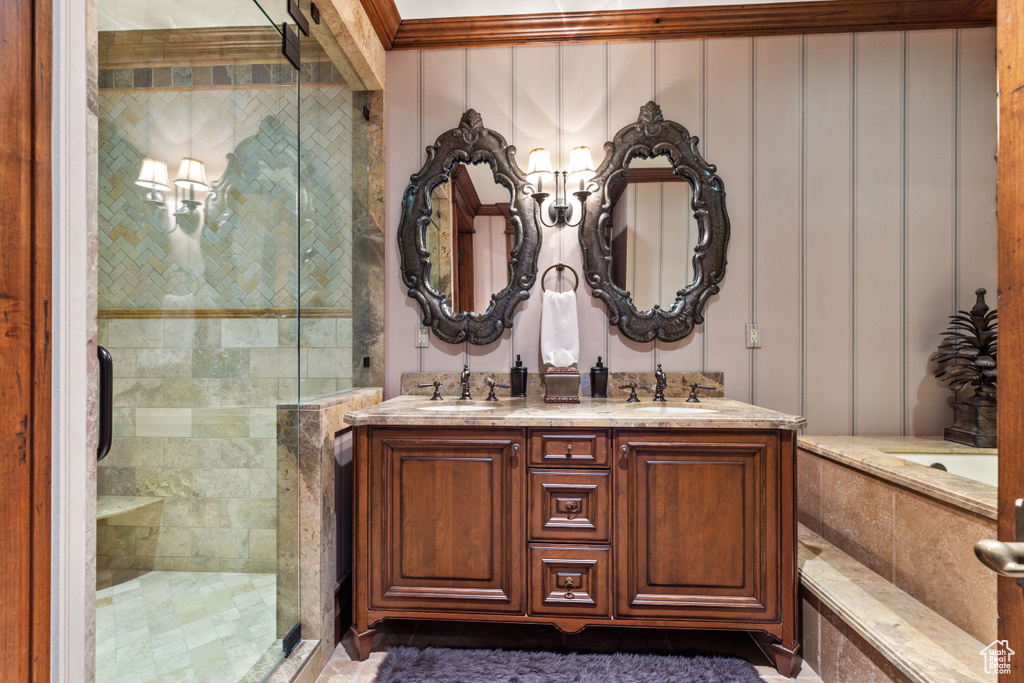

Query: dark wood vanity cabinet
<box><xmin>352</xmin><ymin>425</ymin><xmax>799</xmax><ymax>676</ymax></box>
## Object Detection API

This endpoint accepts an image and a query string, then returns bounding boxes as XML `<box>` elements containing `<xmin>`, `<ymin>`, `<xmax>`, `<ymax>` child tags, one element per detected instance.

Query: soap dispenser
<box><xmin>510</xmin><ymin>355</ymin><xmax>528</xmax><ymax>397</ymax></box>
<box><xmin>590</xmin><ymin>357</ymin><xmax>609</xmax><ymax>398</ymax></box>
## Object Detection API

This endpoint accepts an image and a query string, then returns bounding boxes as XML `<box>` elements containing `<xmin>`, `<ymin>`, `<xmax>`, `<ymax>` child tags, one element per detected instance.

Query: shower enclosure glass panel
<box><xmin>94</xmin><ymin>0</ymin><xmax>320</xmax><ymax>679</ymax></box>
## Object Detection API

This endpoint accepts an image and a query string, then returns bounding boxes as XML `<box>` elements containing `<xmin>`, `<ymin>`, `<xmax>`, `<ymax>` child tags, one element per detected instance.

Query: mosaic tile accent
<box><xmin>94</xmin><ymin>570</ymin><xmax>277</xmax><ymax>682</ymax></box>
<box><xmin>98</xmin><ymin>60</ymin><xmax>343</xmax><ymax>91</ymax></box>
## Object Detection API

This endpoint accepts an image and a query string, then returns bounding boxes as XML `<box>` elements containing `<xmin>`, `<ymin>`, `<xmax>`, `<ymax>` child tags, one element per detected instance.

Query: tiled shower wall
<box><xmin>97</xmin><ymin>56</ymin><xmax>362</xmax><ymax>571</ymax></box>
<box><xmin>384</xmin><ymin>29</ymin><xmax>998</xmax><ymax>436</ymax></box>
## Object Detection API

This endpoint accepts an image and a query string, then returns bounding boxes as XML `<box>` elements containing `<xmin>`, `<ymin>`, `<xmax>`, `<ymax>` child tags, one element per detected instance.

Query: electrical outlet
<box><xmin>415</xmin><ymin>325</ymin><xmax>429</xmax><ymax>348</ymax></box>
<box><xmin>746</xmin><ymin>323</ymin><xmax>762</xmax><ymax>349</ymax></box>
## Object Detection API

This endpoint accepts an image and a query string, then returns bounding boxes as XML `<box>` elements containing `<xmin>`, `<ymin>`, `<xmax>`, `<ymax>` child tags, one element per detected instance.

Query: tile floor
<box><xmin>95</xmin><ymin>570</ymin><xmax>278</xmax><ymax>683</ymax></box>
<box><xmin>315</xmin><ymin>621</ymin><xmax>823</xmax><ymax>682</ymax></box>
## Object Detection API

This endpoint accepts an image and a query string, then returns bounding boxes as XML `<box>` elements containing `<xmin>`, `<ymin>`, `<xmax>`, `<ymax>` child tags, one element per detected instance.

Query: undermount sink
<box><xmin>632</xmin><ymin>406</ymin><xmax>718</xmax><ymax>414</ymax></box>
<box><xmin>417</xmin><ymin>403</ymin><xmax>496</xmax><ymax>412</ymax></box>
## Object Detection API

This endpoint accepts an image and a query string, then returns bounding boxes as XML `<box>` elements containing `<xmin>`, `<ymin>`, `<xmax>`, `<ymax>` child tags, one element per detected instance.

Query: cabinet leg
<box><xmin>768</xmin><ymin>640</ymin><xmax>801</xmax><ymax>678</ymax></box>
<box><xmin>349</xmin><ymin>626</ymin><xmax>376</xmax><ymax>661</ymax></box>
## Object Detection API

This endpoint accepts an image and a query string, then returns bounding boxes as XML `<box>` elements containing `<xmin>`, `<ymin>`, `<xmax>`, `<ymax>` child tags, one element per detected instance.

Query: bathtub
<box><xmin>881</xmin><ymin>450</ymin><xmax>998</xmax><ymax>486</ymax></box>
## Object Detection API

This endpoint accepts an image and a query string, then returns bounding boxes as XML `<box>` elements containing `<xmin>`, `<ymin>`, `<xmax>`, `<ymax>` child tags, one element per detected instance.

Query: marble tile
<box><xmin>893</xmin><ymin>490</ymin><xmax>997</xmax><ymax>644</ymax></box>
<box><xmin>193</xmin><ymin>349</ymin><xmax>250</xmax><ymax>378</ymax></box>
<box><xmin>191</xmin><ymin>529</ymin><xmax>249</xmax><ymax>559</ymax></box>
<box><xmin>797</xmin><ymin>448</ymin><xmax>823</xmax><ymax>535</ymax></box>
<box><xmin>221</xmin><ymin>379</ymin><xmax>280</xmax><ymax>408</ymax></box>
<box><xmin>134</xmin><ymin>467</ymin><xmax>192</xmax><ymax>498</ymax></box>
<box><xmin>162</xmin><ymin>378</ymin><xmax>221</xmax><ymax>409</ymax></box>
<box><xmin>819</xmin><ymin>603</ymin><xmax>914</xmax><ymax>683</ymax></box>
<box><xmin>104</xmin><ymin>319</ymin><xmax>164</xmax><ymax>347</ymax></box>
<box><xmin>136</xmin><ymin>409</ymin><xmax>192</xmax><ymax>438</ymax></box>
<box><xmin>193</xmin><ymin>469</ymin><xmax>250</xmax><ymax>498</ymax></box>
<box><xmin>250</xmin><ymin>348</ymin><xmax>303</xmax><ymax>378</ymax></box>
<box><xmin>222</xmin><ymin>319</ymin><xmax>279</xmax><ymax>348</ymax></box>
<box><xmin>136</xmin><ymin>348</ymin><xmax>192</xmax><ymax>378</ymax></box>
<box><xmin>192</xmin><ymin>409</ymin><xmax>250</xmax><ymax>438</ymax></box>
<box><xmin>820</xmin><ymin>459</ymin><xmax>895</xmax><ymax>581</ymax></box>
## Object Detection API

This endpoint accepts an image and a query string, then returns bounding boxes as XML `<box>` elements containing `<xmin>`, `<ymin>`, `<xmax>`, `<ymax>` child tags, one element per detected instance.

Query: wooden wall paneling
<box><xmin>467</xmin><ymin>46</ymin><xmax>514</xmax><ymax>370</ymax></box>
<box><xmin>389</xmin><ymin>0</ymin><xmax>997</xmax><ymax>51</ymax></box>
<box><xmin>419</xmin><ymin>49</ymin><xmax>471</xmax><ymax>371</ymax></box>
<box><xmin>561</xmin><ymin>42</ymin><xmax>610</xmax><ymax>375</ymax></box>
<box><xmin>853</xmin><ymin>31</ymin><xmax>905</xmax><ymax>435</ymax></box>
<box><xmin>996</xmin><ymin>0</ymin><xmax>1024</xmax><ymax>669</ymax></box>
<box><xmin>803</xmin><ymin>34</ymin><xmax>854</xmax><ymax>435</ymax></box>
<box><xmin>655</xmin><ymin>39</ymin><xmax>706</xmax><ymax>375</ymax></box>
<box><xmin>606</xmin><ymin>42</ymin><xmax>656</xmax><ymax>372</ymax></box>
<box><xmin>384</xmin><ymin>50</ymin><xmax>422</xmax><ymax>397</ymax></box>
<box><xmin>0</xmin><ymin>0</ymin><xmax>52</xmax><ymax>678</ymax></box>
<box><xmin>956</xmin><ymin>29</ymin><xmax>998</xmax><ymax>311</ymax></box>
<box><xmin>512</xmin><ymin>45</ymin><xmax>560</xmax><ymax>372</ymax></box>
<box><xmin>753</xmin><ymin>36</ymin><xmax>804</xmax><ymax>416</ymax></box>
<box><xmin>704</xmin><ymin>38</ymin><xmax>754</xmax><ymax>403</ymax></box>
<box><xmin>905</xmin><ymin>30</ymin><xmax>957</xmax><ymax>436</ymax></box>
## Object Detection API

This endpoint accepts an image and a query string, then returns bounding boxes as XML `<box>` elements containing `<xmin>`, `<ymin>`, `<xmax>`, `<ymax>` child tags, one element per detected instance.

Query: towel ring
<box><xmin>541</xmin><ymin>263</ymin><xmax>579</xmax><ymax>293</ymax></box>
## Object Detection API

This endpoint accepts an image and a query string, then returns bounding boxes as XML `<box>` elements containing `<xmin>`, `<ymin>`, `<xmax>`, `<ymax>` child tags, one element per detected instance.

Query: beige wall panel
<box><xmin>703</xmin><ymin>38</ymin><xmax>754</xmax><ymax>402</ymax></box>
<box><xmin>562</xmin><ymin>43</ymin><xmax>612</xmax><ymax>374</ymax></box>
<box><xmin>511</xmin><ymin>45</ymin><xmax>560</xmax><ymax>371</ymax></box>
<box><xmin>467</xmin><ymin>48</ymin><xmax>515</xmax><ymax>370</ymax></box>
<box><xmin>956</xmin><ymin>29</ymin><xmax>998</xmax><ymax>311</ymax></box>
<box><xmin>804</xmin><ymin>34</ymin><xmax>854</xmax><ymax>435</ymax></box>
<box><xmin>853</xmin><ymin>32</ymin><xmax>904</xmax><ymax>435</ymax></box>
<box><xmin>419</xmin><ymin>50</ymin><xmax>472</xmax><ymax>372</ymax></box>
<box><xmin>384</xmin><ymin>50</ymin><xmax>423</xmax><ymax>398</ymax></box>
<box><xmin>753</xmin><ymin>35</ymin><xmax>803</xmax><ymax>416</ymax></box>
<box><xmin>607</xmin><ymin>41</ymin><xmax>657</xmax><ymax>371</ymax></box>
<box><xmin>656</xmin><ymin>39</ymin><xmax>706</xmax><ymax>374</ymax></box>
<box><xmin>905</xmin><ymin>30</ymin><xmax>956</xmax><ymax>436</ymax></box>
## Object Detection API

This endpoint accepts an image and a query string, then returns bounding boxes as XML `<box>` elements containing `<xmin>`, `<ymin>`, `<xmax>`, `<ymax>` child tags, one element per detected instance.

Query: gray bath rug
<box><xmin>373</xmin><ymin>645</ymin><xmax>765</xmax><ymax>682</ymax></box>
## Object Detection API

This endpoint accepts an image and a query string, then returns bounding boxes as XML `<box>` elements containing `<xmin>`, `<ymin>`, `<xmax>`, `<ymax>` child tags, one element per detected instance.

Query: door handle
<box><xmin>975</xmin><ymin>499</ymin><xmax>1024</xmax><ymax>588</ymax></box>
<box><xmin>97</xmin><ymin>345</ymin><xmax>112</xmax><ymax>461</ymax></box>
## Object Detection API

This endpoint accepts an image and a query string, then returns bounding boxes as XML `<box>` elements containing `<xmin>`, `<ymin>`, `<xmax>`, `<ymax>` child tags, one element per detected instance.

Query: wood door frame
<box><xmin>1</xmin><ymin>0</ymin><xmax>53</xmax><ymax>680</ymax></box>
<box><xmin>998</xmin><ymin>0</ymin><xmax>1024</xmax><ymax>677</ymax></box>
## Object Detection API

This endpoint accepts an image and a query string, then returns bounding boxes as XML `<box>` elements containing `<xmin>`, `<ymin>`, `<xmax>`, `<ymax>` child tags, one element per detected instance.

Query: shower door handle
<box><xmin>97</xmin><ymin>345</ymin><xmax>112</xmax><ymax>461</ymax></box>
<box><xmin>975</xmin><ymin>499</ymin><xmax>1024</xmax><ymax>589</ymax></box>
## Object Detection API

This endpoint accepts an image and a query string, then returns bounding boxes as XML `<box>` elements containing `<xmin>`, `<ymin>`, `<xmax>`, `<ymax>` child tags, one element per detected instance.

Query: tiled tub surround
<box><xmin>797</xmin><ymin>435</ymin><xmax>997</xmax><ymax>645</ymax></box>
<box><xmin>97</xmin><ymin>315</ymin><xmax>355</xmax><ymax>572</ymax></box>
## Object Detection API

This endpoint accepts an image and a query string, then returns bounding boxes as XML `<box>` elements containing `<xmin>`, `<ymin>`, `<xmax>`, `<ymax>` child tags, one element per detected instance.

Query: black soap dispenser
<box><xmin>510</xmin><ymin>355</ymin><xmax>528</xmax><ymax>397</ymax></box>
<box><xmin>590</xmin><ymin>357</ymin><xmax>609</xmax><ymax>398</ymax></box>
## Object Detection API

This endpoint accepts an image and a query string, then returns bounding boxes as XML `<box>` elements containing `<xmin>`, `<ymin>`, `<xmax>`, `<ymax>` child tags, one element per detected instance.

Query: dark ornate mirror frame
<box><xmin>579</xmin><ymin>101</ymin><xmax>731</xmax><ymax>342</ymax></box>
<box><xmin>398</xmin><ymin>110</ymin><xmax>540</xmax><ymax>345</ymax></box>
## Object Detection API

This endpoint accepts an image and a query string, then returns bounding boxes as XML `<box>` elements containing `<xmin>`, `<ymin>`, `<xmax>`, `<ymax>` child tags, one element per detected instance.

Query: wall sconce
<box><xmin>135</xmin><ymin>158</ymin><xmax>171</xmax><ymax>204</ymax></box>
<box><xmin>173</xmin><ymin>157</ymin><xmax>209</xmax><ymax>233</ymax></box>
<box><xmin>527</xmin><ymin>146</ymin><xmax>597</xmax><ymax>228</ymax></box>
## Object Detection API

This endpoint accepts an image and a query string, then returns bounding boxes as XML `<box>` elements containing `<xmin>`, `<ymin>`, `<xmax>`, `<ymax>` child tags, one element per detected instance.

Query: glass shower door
<box><xmin>95</xmin><ymin>1</ymin><xmax>302</xmax><ymax>680</ymax></box>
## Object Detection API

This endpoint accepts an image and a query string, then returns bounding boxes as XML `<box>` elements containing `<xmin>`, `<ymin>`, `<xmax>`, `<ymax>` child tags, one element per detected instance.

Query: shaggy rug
<box><xmin>373</xmin><ymin>645</ymin><xmax>765</xmax><ymax>682</ymax></box>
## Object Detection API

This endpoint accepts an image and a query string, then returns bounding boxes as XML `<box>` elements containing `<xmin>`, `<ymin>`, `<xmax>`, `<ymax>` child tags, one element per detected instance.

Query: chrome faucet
<box><xmin>459</xmin><ymin>364</ymin><xmax>472</xmax><ymax>400</ymax></box>
<box><xmin>653</xmin><ymin>364</ymin><xmax>667</xmax><ymax>402</ymax></box>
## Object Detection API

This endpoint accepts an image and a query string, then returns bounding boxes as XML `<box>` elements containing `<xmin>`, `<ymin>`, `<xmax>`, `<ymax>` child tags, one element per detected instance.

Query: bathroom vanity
<box><xmin>345</xmin><ymin>396</ymin><xmax>807</xmax><ymax>676</ymax></box>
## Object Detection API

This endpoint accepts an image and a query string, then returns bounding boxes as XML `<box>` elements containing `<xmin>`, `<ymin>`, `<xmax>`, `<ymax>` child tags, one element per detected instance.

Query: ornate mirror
<box><xmin>399</xmin><ymin>110</ymin><xmax>540</xmax><ymax>344</ymax></box>
<box><xmin>579</xmin><ymin>101</ymin><xmax>730</xmax><ymax>342</ymax></box>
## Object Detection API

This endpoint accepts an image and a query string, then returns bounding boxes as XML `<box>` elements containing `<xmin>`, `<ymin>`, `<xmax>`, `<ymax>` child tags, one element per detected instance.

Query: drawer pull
<box><xmin>564</xmin><ymin>500</ymin><xmax>580</xmax><ymax>517</ymax></box>
<box><xmin>564</xmin><ymin>578</ymin><xmax>576</xmax><ymax>600</ymax></box>
<box><xmin>565</xmin><ymin>444</ymin><xmax>573</xmax><ymax>457</ymax></box>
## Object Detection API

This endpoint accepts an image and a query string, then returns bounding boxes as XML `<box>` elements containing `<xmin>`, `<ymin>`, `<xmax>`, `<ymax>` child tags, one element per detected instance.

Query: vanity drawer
<box><xmin>529</xmin><ymin>429</ymin><xmax>610</xmax><ymax>468</ymax></box>
<box><xmin>529</xmin><ymin>471</ymin><xmax>610</xmax><ymax>543</ymax></box>
<box><xmin>529</xmin><ymin>545</ymin><xmax>611</xmax><ymax>617</ymax></box>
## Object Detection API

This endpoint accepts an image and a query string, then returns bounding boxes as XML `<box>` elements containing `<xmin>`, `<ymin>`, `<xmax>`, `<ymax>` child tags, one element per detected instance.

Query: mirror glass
<box><xmin>424</xmin><ymin>161</ymin><xmax>514</xmax><ymax>315</ymax></box>
<box><xmin>605</xmin><ymin>154</ymin><xmax>698</xmax><ymax>311</ymax></box>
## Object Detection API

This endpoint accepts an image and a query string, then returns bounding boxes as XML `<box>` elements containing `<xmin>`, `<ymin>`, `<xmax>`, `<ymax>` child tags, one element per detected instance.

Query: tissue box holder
<box><xmin>544</xmin><ymin>366</ymin><xmax>580</xmax><ymax>404</ymax></box>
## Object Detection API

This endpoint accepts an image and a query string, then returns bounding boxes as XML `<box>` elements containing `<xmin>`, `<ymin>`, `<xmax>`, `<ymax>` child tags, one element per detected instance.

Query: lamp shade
<box><xmin>566</xmin><ymin>146</ymin><xmax>596</xmax><ymax>184</ymax></box>
<box><xmin>174</xmin><ymin>157</ymin><xmax>210</xmax><ymax>191</ymax></box>
<box><xmin>526</xmin><ymin>148</ymin><xmax>555</xmax><ymax>185</ymax></box>
<box><xmin>136</xmin><ymin>158</ymin><xmax>171</xmax><ymax>191</ymax></box>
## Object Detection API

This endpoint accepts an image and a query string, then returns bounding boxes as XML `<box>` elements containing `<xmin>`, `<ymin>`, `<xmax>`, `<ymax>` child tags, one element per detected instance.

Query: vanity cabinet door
<box><xmin>369</xmin><ymin>429</ymin><xmax>525</xmax><ymax>613</ymax></box>
<box><xmin>615</xmin><ymin>431</ymin><xmax>780</xmax><ymax>623</ymax></box>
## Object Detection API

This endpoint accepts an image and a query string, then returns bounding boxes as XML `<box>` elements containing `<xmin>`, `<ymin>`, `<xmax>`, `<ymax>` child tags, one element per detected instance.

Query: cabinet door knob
<box><xmin>564</xmin><ymin>578</ymin><xmax>576</xmax><ymax>600</ymax></box>
<box><xmin>564</xmin><ymin>500</ymin><xmax>580</xmax><ymax>514</ymax></box>
<box><xmin>620</xmin><ymin>445</ymin><xmax>629</xmax><ymax>455</ymax></box>
<box><xmin>565</xmin><ymin>444</ymin><xmax>573</xmax><ymax>458</ymax></box>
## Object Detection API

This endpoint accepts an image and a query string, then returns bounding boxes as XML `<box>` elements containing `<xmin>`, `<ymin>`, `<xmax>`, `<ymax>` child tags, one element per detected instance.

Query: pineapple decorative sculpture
<box><xmin>931</xmin><ymin>288</ymin><xmax>997</xmax><ymax>447</ymax></box>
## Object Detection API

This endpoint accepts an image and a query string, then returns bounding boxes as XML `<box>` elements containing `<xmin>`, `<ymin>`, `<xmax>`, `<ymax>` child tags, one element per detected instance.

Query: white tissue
<box><xmin>541</xmin><ymin>289</ymin><xmax>580</xmax><ymax>368</ymax></box>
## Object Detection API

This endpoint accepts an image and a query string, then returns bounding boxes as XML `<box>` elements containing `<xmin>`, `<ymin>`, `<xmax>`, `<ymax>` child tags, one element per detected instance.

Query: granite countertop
<box><xmin>798</xmin><ymin>435</ymin><xmax>997</xmax><ymax>520</ymax></box>
<box><xmin>344</xmin><ymin>395</ymin><xmax>806</xmax><ymax>430</ymax></box>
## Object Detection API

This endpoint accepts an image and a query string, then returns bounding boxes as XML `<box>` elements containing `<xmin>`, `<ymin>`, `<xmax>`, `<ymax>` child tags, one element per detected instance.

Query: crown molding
<box><xmin>386</xmin><ymin>0</ymin><xmax>995</xmax><ymax>50</ymax></box>
<box><xmin>359</xmin><ymin>0</ymin><xmax>401</xmax><ymax>49</ymax></box>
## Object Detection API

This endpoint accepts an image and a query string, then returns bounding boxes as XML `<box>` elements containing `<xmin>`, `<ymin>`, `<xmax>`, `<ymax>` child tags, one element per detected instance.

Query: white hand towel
<box><xmin>541</xmin><ymin>289</ymin><xmax>580</xmax><ymax>368</ymax></box>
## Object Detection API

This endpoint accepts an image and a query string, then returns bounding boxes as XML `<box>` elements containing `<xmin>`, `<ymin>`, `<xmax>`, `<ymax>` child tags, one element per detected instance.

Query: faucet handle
<box><xmin>686</xmin><ymin>382</ymin><xmax>716</xmax><ymax>403</ymax></box>
<box><xmin>619</xmin><ymin>382</ymin><xmax>640</xmax><ymax>403</ymax></box>
<box><xmin>484</xmin><ymin>377</ymin><xmax>510</xmax><ymax>401</ymax></box>
<box><xmin>418</xmin><ymin>381</ymin><xmax>443</xmax><ymax>401</ymax></box>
